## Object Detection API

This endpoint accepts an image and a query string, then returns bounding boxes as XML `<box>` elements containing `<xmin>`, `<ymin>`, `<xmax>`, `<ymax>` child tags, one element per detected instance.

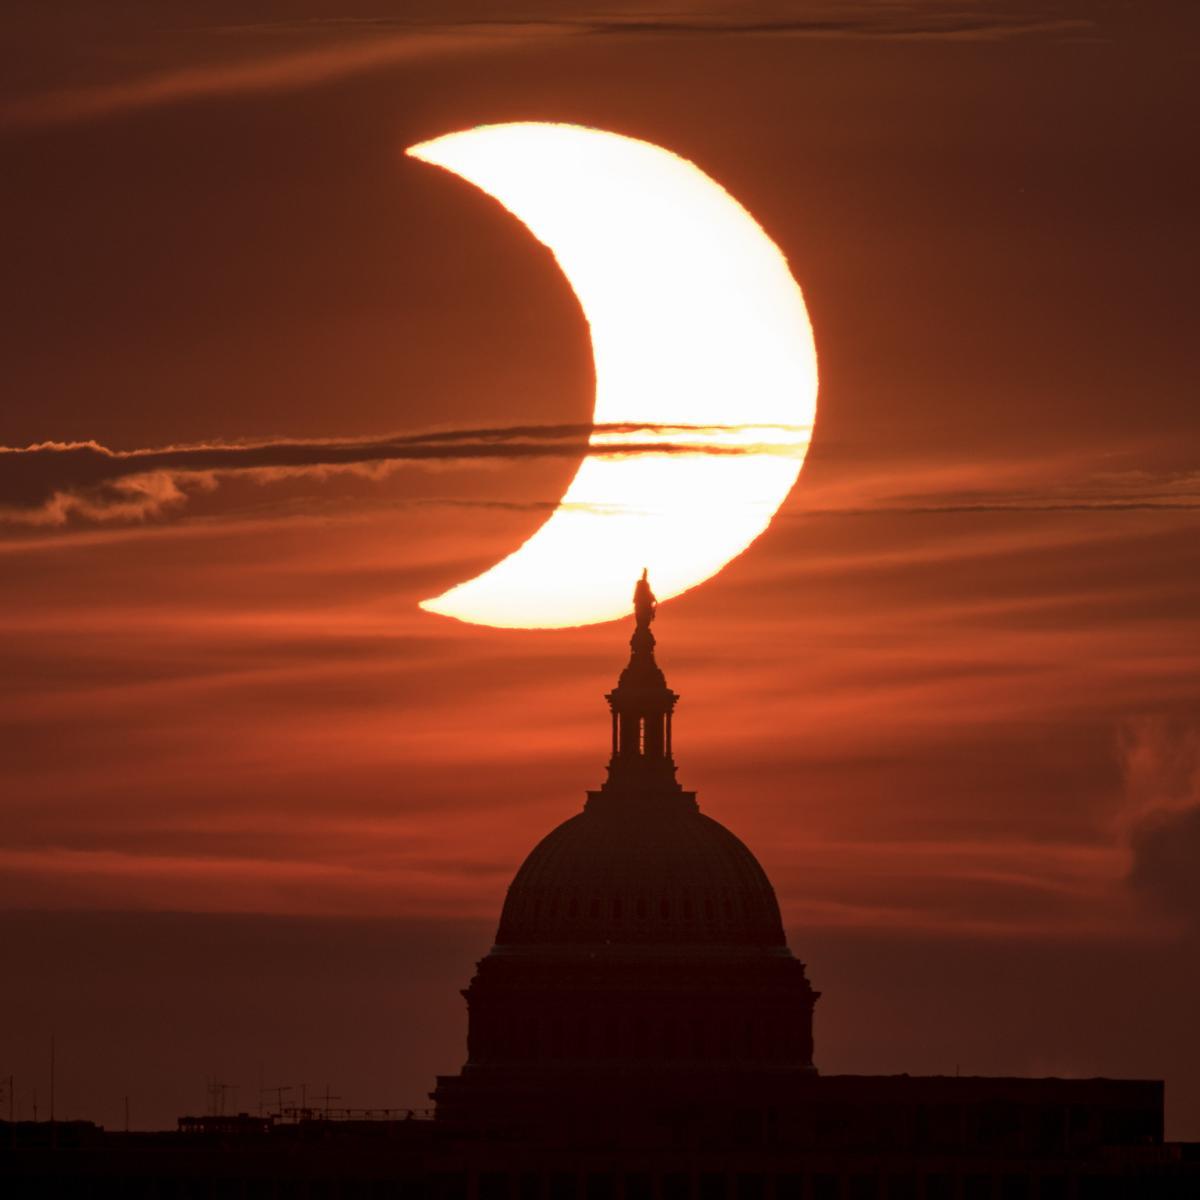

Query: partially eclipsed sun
<box><xmin>407</xmin><ymin>123</ymin><xmax>817</xmax><ymax>629</ymax></box>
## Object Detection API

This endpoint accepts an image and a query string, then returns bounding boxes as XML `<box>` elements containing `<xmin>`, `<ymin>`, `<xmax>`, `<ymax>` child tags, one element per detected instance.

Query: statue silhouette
<box><xmin>633</xmin><ymin>568</ymin><xmax>657</xmax><ymax>630</ymax></box>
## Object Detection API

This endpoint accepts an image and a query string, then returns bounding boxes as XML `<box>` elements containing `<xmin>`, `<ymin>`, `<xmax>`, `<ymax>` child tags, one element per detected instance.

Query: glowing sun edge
<box><xmin>406</xmin><ymin>122</ymin><xmax>817</xmax><ymax>629</ymax></box>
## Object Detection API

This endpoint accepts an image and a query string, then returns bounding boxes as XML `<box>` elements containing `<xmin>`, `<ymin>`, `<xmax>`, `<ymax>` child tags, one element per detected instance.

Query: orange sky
<box><xmin>2</xmin><ymin>0</ymin><xmax>1198</xmax><ymax>1136</ymax></box>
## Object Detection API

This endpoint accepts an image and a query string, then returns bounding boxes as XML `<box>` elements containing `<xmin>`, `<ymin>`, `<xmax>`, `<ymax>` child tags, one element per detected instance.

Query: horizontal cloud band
<box><xmin>1</xmin><ymin>10</ymin><xmax>1097</xmax><ymax>131</ymax></box>
<box><xmin>0</xmin><ymin>423</ymin><xmax>811</xmax><ymax>526</ymax></box>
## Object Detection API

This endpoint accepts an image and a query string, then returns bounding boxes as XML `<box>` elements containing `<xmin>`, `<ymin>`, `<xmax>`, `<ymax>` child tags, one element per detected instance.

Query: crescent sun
<box><xmin>407</xmin><ymin>123</ymin><xmax>818</xmax><ymax>630</ymax></box>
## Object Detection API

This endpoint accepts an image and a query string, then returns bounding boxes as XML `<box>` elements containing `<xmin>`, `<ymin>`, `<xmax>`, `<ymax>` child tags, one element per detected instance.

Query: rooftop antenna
<box><xmin>314</xmin><ymin>1084</ymin><xmax>341</xmax><ymax>1118</ymax></box>
<box><xmin>261</xmin><ymin>1084</ymin><xmax>292</xmax><ymax>1115</ymax></box>
<box><xmin>206</xmin><ymin>1077</ymin><xmax>238</xmax><ymax>1116</ymax></box>
<box><xmin>49</xmin><ymin>1035</ymin><xmax>56</xmax><ymax>1151</ymax></box>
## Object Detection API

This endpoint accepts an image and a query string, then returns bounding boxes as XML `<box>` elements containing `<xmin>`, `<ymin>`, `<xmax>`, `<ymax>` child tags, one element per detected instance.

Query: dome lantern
<box><xmin>602</xmin><ymin>571</ymin><xmax>681</xmax><ymax>791</ymax></box>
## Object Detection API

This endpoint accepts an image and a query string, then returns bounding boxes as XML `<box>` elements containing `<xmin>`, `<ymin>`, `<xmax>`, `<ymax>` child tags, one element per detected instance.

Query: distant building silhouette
<box><xmin>2</xmin><ymin>578</ymin><xmax>1197</xmax><ymax>1195</ymax></box>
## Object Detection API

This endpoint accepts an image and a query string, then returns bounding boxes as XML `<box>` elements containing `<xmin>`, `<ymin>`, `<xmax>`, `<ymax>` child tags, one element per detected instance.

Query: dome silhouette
<box><xmin>495</xmin><ymin>790</ymin><xmax>787</xmax><ymax>949</ymax></box>
<box><xmin>433</xmin><ymin>576</ymin><xmax>819</xmax><ymax>1131</ymax></box>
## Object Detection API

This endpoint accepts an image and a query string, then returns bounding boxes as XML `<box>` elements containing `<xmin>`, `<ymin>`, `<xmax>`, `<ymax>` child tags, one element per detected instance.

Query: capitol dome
<box><xmin>495</xmin><ymin>790</ymin><xmax>787</xmax><ymax>949</ymax></box>
<box><xmin>433</xmin><ymin>575</ymin><xmax>819</xmax><ymax>1132</ymax></box>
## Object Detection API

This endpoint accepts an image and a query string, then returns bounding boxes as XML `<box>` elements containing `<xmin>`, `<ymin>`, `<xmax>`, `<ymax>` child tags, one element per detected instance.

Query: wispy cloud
<box><xmin>3</xmin><ymin>424</ymin><xmax>1195</xmax><ymax>531</ymax></box>
<box><xmin>787</xmin><ymin>449</ymin><xmax>1200</xmax><ymax>518</ymax></box>
<box><xmin>0</xmin><ymin>28</ymin><xmax>510</xmax><ymax>129</ymax></box>
<box><xmin>0</xmin><ymin>422</ymin><xmax>809</xmax><ymax>526</ymax></box>
<box><xmin>0</xmin><ymin>3</ymin><xmax>1097</xmax><ymax>129</ymax></box>
<box><xmin>1121</xmin><ymin>717</ymin><xmax>1200</xmax><ymax>931</ymax></box>
<box><xmin>565</xmin><ymin>9</ymin><xmax>1095</xmax><ymax>44</ymax></box>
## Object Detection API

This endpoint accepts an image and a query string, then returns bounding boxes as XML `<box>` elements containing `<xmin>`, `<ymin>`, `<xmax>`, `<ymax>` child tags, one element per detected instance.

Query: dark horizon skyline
<box><xmin>5</xmin><ymin>603</ymin><xmax>1198</xmax><ymax>1137</ymax></box>
<box><xmin>2</xmin><ymin>0</ymin><xmax>1199</xmax><ymax>1145</ymax></box>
